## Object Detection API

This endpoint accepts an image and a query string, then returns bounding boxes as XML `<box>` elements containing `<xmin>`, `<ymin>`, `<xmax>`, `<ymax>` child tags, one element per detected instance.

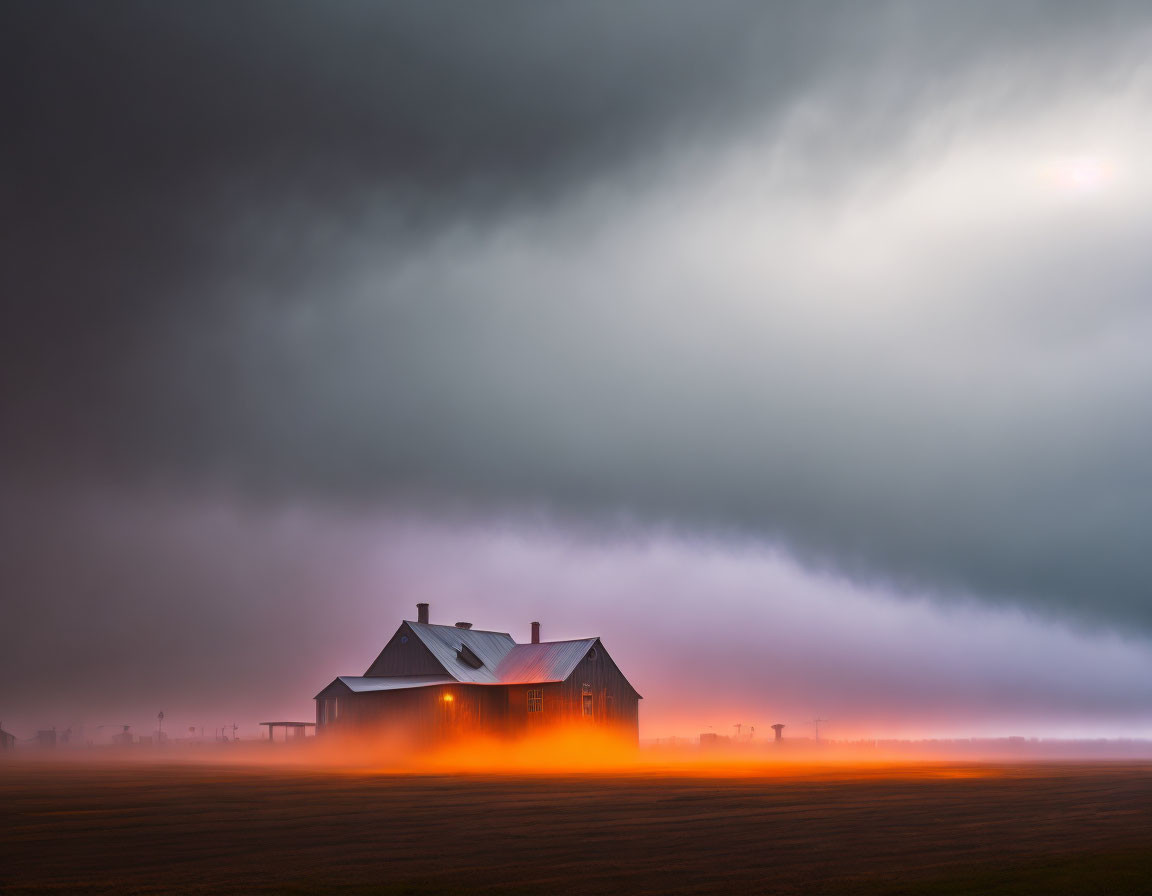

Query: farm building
<box><xmin>315</xmin><ymin>604</ymin><xmax>641</xmax><ymax>744</ymax></box>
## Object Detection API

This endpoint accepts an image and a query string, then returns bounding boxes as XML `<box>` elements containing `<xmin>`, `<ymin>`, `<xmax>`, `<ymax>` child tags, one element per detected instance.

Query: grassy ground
<box><xmin>832</xmin><ymin>849</ymin><xmax>1152</xmax><ymax>895</ymax></box>
<box><xmin>2</xmin><ymin>760</ymin><xmax>1151</xmax><ymax>895</ymax></box>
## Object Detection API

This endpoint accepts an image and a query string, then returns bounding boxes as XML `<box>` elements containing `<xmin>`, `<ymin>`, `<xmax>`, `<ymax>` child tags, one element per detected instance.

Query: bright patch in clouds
<box><xmin>1046</xmin><ymin>155</ymin><xmax>1115</xmax><ymax>195</ymax></box>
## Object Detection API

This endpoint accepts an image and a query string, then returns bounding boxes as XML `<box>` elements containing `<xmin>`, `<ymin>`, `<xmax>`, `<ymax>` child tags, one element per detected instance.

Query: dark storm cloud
<box><xmin>4</xmin><ymin>0</ymin><xmax>810</xmax><ymax>470</ymax></box>
<box><xmin>5</xmin><ymin>0</ymin><xmax>1152</xmax><ymax>638</ymax></box>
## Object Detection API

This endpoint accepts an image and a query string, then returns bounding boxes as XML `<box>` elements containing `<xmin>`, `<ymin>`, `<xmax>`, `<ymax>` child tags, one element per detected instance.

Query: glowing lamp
<box><xmin>442</xmin><ymin>693</ymin><xmax>454</xmax><ymax>703</ymax></box>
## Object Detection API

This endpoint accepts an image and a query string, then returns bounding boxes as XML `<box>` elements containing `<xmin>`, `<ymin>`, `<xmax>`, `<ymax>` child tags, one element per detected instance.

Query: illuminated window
<box><xmin>582</xmin><ymin>683</ymin><xmax>593</xmax><ymax>717</ymax></box>
<box><xmin>527</xmin><ymin>689</ymin><xmax>543</xmax><ymax>713</ymax></box>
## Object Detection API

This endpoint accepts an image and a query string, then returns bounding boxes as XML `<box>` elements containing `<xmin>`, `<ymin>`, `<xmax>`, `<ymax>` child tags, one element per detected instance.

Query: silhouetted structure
<box><xmin>315</xmin><ymin>604</ymin><xmax>641</xmax><ymax>744</ymax></box>
<box><xmin>0</xmin><ymin>725</ymin><xmax>15</xmax><ymax>751</ymax></box>
<box><xmin>260</xmin><ymin>721</ymin><xmax>316</xmax><ymax>741</ymax></box>
<box><xmin>772</xmin><ymin>723</ymin><xmax>785</xmax><ymax>742</ymax></box>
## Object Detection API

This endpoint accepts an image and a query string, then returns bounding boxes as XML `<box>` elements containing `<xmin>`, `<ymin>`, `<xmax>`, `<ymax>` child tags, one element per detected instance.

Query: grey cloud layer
<box><xmin>5</xmin><ymin>2</ymin><xmax>1152</xmax><ymax>631</ymax></box>
<box><xmin>3</xmin><ymin>491</ymin><xmax>1150</xmax><ymax>736</ymax></box>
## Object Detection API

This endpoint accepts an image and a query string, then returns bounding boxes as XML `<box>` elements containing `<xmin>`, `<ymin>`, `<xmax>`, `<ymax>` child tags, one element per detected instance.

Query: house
<box><xmin>0</xmin><ymin>725</ymin><xmax>15</xmax><ymax>751</ymax></box>
<box><xmin>315</xmin><ymin>603</ymin><xmax>641</xmax><ymax>744</ymax></box>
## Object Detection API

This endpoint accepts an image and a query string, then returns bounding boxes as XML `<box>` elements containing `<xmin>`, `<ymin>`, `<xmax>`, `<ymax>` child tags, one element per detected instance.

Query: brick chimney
<box><xmin>531</xmin><ymin>621</ymin><xmax>541</xmax><ymax>644</ymax></box>
<box><xmin>417</xmin><ymin>602</ymin><xmax>429</xmax><ymax>624</ymax></box>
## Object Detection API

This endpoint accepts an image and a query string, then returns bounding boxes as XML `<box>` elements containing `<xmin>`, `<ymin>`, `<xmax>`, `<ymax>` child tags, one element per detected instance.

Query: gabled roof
<box><xmin>403</xmin><ymin>625</ymin><xmax>602</xmax><ymax>685</ymax></box>
<box><xmin>324</xmin><ymin>621</ymin><xmax>640</xmax><ymax>696</ymax></box>
<box><xmin>404</xmin><ymin>622</ymin><xmax>517</xmax><ymax>684</ymax></box>
<box><xmin>494</xmin><ymin>638</ymin><xmax>600</xmax><ymax>684</ymax></box>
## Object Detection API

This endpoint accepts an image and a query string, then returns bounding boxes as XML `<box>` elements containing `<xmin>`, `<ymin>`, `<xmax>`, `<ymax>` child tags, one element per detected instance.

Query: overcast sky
<box><xmin>3</xmin><ymin>2</ymin><xmax>1152</xmax><ymax>739</ymax></box>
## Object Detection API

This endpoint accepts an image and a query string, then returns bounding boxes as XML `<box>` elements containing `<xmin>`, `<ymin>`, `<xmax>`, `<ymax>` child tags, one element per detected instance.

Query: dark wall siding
<box><xmin>315</xmin><ymin>679</ymin><xmax>352</xmax><ymax>700</ymax></box>
<box><xmin>319</xmin><ymin>636</ymin><xmax>640</xmax><ymax>745</ymax></box>
<box><xmin>363</xmin><ymin>622</ymin><xmax>446</xmax><ymax>677</ymax></box>
<box><xmin>558</xmin><ymin>642</ymin><xmax>640</xmax><ymax>741</ymax></box>
<box><xmin>318</xmin><ymin>684</ymin><xmax>508</xmax><ymax>747</ymax></box>
<box><xmin>502</xmin><ymin>682</ymin><xmax>564</xmax><ymax>737</ymax></box>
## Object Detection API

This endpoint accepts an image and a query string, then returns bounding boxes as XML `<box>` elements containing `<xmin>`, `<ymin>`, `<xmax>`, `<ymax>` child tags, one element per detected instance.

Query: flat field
<box><xmin>2</xmin><ymin>759</ymin><xmax>1151</xmax><ymax>895</ymax></box>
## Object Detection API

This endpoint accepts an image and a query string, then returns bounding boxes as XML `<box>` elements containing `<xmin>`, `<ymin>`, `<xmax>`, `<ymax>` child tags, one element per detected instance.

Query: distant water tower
<box><xmin>771</xmin><ymin>723</ymin><xmax>785</xmax><ymax>742</ymax></box>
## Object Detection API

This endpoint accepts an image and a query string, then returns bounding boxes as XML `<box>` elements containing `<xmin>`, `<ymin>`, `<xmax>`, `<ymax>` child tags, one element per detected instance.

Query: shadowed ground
<box><xmin>2</xmin><ymin>760</ymin><xmax>1151</xmax><ymax>895</ymax></box>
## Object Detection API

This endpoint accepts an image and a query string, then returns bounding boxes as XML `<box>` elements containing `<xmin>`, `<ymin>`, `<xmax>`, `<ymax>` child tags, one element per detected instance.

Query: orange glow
<box><xmin>23</xmin><ymin>723</ymin><xmax>1140</xmax><ymax>783</ymax></box>
<box><xmin>9</xmin><ymin>732</ymin><xmax>1103</xmax><ymax>786</ymax></box>
<box><xmin>286</xmin><ymin>724</ymin><xmax>1012</xmax><ymax>780</ymax></box>
<box><xmin>441</xmin><ymin>693</ymin><xmax>454</xmax><ymax>702</ymax></box>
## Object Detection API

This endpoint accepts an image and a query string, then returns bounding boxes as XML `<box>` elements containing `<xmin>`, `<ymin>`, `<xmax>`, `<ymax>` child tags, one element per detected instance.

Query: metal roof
<box><xmin>336</xmin><ymin>675</ymin><xmax>455</xmax><ymax>693</ymax></box>
<box><xmin>319</xmin><ymin>624</ymin><xmax>640</xmax><ymax>697</ymax></box>
<box><xmin>493</xmin><ymin>638</ymin><xmax>600</xmax><ymax>684</ymax></box>
<box><xmin>259</xmin><ymin>721</ymin><xmax>317</xmax><ymax>727</ymax></box>
<box><xmin>321</xmin><ymin>637</ymin><xmax>599</xmax><ymax>695</ymax></box>
<box><xmin>405</xmin><ymin>622</ymin><xmax>517</xmax><ymax>684</ymax></box>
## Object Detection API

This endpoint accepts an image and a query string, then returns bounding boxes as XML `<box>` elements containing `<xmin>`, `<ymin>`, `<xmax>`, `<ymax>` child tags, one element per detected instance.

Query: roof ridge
<box><xmin>405</xmin><ymin>621</ymin><xmax>513</xmax><ymax>637</ymax></box>
<box><xmin>403</xmin><ymin>622</ymin><xmax>600</xmax><ymax>645</ymax></box>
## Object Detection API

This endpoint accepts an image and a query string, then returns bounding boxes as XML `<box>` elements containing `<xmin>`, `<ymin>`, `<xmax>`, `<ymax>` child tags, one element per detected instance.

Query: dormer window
<box><xmin>457</xmin><ymin>643</ymin><xmax>484</xmax><ymax>669</ymax></box>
